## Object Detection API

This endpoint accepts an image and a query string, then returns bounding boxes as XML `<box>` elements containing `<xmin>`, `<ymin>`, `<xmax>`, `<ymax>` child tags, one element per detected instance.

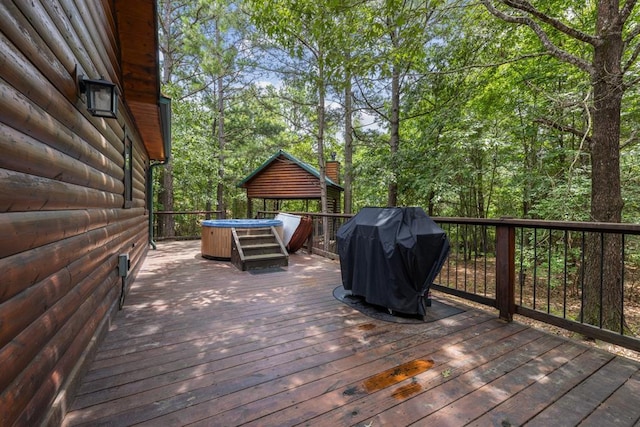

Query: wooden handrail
<box><xmin>231</xmin><ymin>228</ymin><xmax>245</xmax><ymax>263</ymax></box>
<box><xmin>258</xmin><ymin>209</ymin><xmax>640</xmax><ymax>353</ymax></box>
<box><xmin>270</xmin><ymin>226</ymin><xmax>288</xmax><ymax>257</ymax></box>
<box><xmin>155</xmin><ymin>210</ymin><xmax>222</xmax><ymax>215</ymax></box>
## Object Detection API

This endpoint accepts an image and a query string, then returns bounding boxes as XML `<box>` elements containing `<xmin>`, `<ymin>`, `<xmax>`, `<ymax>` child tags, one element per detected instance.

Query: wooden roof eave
<box><xmin>114</xmin><ymin>0</ymin><xmax>170</xmax><ymax>162</ymax></box>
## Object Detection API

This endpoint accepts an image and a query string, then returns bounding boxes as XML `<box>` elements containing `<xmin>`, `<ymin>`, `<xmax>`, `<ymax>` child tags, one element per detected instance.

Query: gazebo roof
<box><xmin>238</xmin><ymin>150</ymin><xmax>343</xmax><ymax>191</ymax></box>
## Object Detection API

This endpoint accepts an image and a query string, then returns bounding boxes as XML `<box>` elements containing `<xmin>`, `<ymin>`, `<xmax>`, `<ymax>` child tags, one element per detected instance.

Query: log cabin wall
<box><xmin>0</xmin><ymin>1</ymin><xmax>159</xmax><ymax>425</ymax></box>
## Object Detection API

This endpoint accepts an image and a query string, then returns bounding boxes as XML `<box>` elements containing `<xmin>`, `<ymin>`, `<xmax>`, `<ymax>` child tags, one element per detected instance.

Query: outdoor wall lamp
<box><xmin>79</xmin><ymin>75</ymin><xmax>118</xmax><ymax>118</ymax></box>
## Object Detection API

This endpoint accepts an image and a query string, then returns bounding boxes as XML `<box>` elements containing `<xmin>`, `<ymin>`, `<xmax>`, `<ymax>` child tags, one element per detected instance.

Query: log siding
<box><xmin>0</xmin><ymin>1</ymin><xmax>164</xmax><ymax>425</ymax></box>
<box><xmin>246</xmin><ymin>161</ymin><xmax>326</xmax><ymax>199</ymax></box>
<box><xmin>240</xmin><ymin>151</ymin><xmax>343</xmax><ymax>217</ymax></box>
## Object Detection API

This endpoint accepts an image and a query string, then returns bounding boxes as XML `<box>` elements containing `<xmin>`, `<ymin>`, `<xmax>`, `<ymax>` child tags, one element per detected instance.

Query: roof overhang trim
<box><xmin>115</xmin><ymin>0</ymin><xmax>170</xmax><ymax>161</ymax></box>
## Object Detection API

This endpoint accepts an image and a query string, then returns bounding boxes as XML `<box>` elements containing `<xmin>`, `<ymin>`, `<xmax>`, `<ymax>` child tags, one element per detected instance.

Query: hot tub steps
<box><xmin>231</xmin><ymin>227</ymin><xmax>288</xmax><ymax>271</ymax></box>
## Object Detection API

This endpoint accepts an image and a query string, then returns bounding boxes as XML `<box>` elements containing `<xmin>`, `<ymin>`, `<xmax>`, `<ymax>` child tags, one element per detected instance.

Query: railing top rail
<box><xmin>257</xmin><ymin>210</ymin><xmax>354</xmax><ymax>219</ymax></box>
<box><xmin>435</xmin><ymin>216</ymin><xmax>640</xmax><ymax>234</ymax></box>
<box><xmin>258</xmin><ymin>210</ymin><xmax>640</xmax><ymax>234</ymax></box>
<box><xmin>256</xmin><ymin>209</ymin><xmax>640</xmax><ymax>352</ymax></box>
<box><xmin>155</xmin><ymin>210</ymin><xmax>222</xmax><ymax>215</ymax></box>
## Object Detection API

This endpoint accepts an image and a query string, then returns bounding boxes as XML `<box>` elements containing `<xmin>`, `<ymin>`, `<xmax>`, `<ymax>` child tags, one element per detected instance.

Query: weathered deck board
<box><xmin>63</xmin><ymin>240</ymin><xmax>640</xmax><ymax>426</ymax></box>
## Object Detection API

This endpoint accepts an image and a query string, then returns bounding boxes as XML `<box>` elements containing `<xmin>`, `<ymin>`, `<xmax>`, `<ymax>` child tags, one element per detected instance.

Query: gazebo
<box><xmin>238</xmin><ymin>150</ymin><xmax>343</xmax><ymax>217</ymax></box>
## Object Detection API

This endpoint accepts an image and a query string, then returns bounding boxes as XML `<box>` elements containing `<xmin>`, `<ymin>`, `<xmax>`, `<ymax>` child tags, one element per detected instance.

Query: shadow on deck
<box><xmin>63</xmin><ymin>240</ymin><xmax>640</xmax><ymax>426</ymax></box>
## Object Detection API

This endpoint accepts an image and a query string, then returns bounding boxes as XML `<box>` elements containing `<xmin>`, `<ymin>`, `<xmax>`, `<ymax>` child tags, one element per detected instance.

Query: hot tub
<box><xmin>201</xmin><ymin>219</ymin><xmax>283</xmax><ymax>259</ymax></box>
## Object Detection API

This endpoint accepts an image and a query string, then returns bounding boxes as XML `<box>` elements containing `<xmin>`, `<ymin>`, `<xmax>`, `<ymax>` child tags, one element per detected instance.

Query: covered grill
<box><xmin>337</xmin><ymin>207</ymin><xmax>450</xmax><ymax>317</ymax></box>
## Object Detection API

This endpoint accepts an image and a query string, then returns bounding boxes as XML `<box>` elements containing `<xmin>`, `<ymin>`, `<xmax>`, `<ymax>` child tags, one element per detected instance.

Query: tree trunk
<box><xmin>205</xmin><ymin>196</ymin><xmax>212</xmax><ymax>220</ymax></box>
<box><xmin>473</xmin><ymin>147</ymin><xmax>485</xmax><ymax>218</ymax></box>
<box><xmin>517</xmin><ymin>104</ymin><xmax>535</xmax><ymax>218</ymax></box>
<box><xmin>427</xmin><ymin>190</ymin><xmax>435</xmax><ymax>216</ymax></box>
<box><xmin>157</xmin><ymin>0</ymin><xmax>175</xmax><ymax>238</ymax></box>
<box><xmin>480</xmin><ymin>0</ymin><xmax>631</xmax><ymax>331</ymax></box>
<box><xmin>317</xmin><ymin>51</ymin><xmax>329</xmax><ymax>251</ymax></box>
<box><xmin>344</xmin><ymin>63</ymin><xmax>354</xmax><ymax>215</ymax></box>
<box><xmin>583</xmin><ymin>2</ymin><xmax>625</xmax><ymax>331</ymax></box>
<box><xmin>215</xmin><ymin>21</ymin><xmax>227</xmax><ymax>219</ymax></box>
<box><xmin>159</xmin><ymin>162</ymin><xmax>175</xmax><ymax>238</ymax></box>
<box><xmin>388</xmin><ymin>63</ymin><xmax>400</xmax><ymax>207</ymax></box>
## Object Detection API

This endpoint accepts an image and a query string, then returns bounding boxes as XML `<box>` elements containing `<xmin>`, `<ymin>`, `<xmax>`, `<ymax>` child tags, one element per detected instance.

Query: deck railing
<box><xmin>256</xmin><ymin>211</ymin><xmax>352</xmax><ymax>259</ymax></box>
<box><xmin>258</xmin><ymin>210</ymin><xmax>640</xmax><ymax>352</ymax></box>
<box><xmin>153</xmin><ymin>210</ymin><xmax>222</xmax><ymax>240</ymax></box>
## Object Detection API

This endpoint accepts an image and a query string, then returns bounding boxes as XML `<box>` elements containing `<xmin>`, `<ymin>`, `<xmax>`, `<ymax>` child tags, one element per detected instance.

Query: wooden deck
<box><xmin>63</xmin><ymin>240</ymin><xmax>640</xmax><ymax>426</ymax></box>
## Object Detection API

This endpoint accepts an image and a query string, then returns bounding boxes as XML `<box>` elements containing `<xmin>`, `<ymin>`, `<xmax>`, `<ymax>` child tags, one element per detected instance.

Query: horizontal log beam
<box><xmin>0</xmin><ymin>168</ymin><xmax>123</xmax><ymax>212</ymax></box>
<box><xmin>0</xmin><ymin>257</ymin><xmax>116</xmax><ymax>392</ymax></box>
<box><xmin>0</xmin><ymin>214</ymin><xmax>145</xmax><ymax>303</ymax></box>
<box><xmin>0</xmin><ymin>81</ymin><xmax>124</xmax><ymax>182</ymax></box>
<box><xmin>26</xmin><ymin>227</ymin><xmax>147</xmax><ymax>427</ymax></box>
<box><xmin>0</xmin><ymin>31</ymin><xmax>124</xmax><ymax>166</ymax></box>
<box><xmin>44</xmin><ymin>0</ymin><xmax>125</xmax><ymax>145</ymax></box>
<box><xmin>83</xmin><ymin>1</ymin><xmax>119</xmax><ymax>72</ymax></box>
<box><xmin>0</xmin><ymin>220</ymin><xmax>146</xmax><ymax>350</ymax></box>
<box><xmin>0</xmin><ymin>1</ymin><xmax>76</xmax><ymax>99</ymax></box>
<box><xmin>0</xmin><ymin>226</ymin><xmax>146</xmax><ymax>425</ymax></box>
<box><xmin>0</xmin><ymin>208</ymin><xmax>143</xmax><ymax>259</ymax></box>
<box><xmin>0</xmin><ymin>272</ymin><xmax>118</xmax><ymax>426</ymax></box>
<box><xmin>48</xmin><ymin>0</ymin><xmax>117</xmax><ymax>87</ymax></box>
<box><xmin>15</xmin><ymin>284</ymin><xmax>118</xmax><ymax>426</ymax></box>
<box><xmin>0</xmin><ymin>122</ymin><xmax>124</xmax><ymax>195</ymax></box>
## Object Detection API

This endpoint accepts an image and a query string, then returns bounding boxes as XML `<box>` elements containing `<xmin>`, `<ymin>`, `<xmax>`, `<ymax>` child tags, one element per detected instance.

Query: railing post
<box><xmin>307</xmin><ymin>222</ymin><xmax>314</xmax><ymax>254</ymax></box>
<box><xmin>496</xmin><ymin>219</ymin><xmax>515</xmax><ymax>321</ymax></box>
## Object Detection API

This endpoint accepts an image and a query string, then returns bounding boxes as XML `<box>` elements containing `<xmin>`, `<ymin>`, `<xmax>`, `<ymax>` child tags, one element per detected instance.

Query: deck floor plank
<box><xmin>237</xmin><ymin>321</ymin><xmax>536</xmax><ymax>427</ymax></box>
<box><xmin>524</xmin><ymin>357</ymin><xmax>640</xmax><ymax>427</ymax></box>
<box><xmin>579</xmin><ymin>368</ymin><xmax>640</xmax><ymax>426</ymax></box>
<box><xmin>142</xmin><ymin>314</ymin><xmax>504</xmax><ymax>426</ymax></box>
<box><xmin>80</xmin><ymin>300</ymin><xmax>356</xmax><ymax>381</ymax></box>
<box><xmin>468</xmin><ymin>348</ymin><xmax>615</xmax><ymax>426</ymax></box>
<box><xmin>62</xmin><ymin>241</ymin><xmax>640</xmax><ymax>427</ymax></box>
<box><xmin>86</xmin><ymin>299</ymin><xmax>348</xmax><ymax>372</ymax></box>
<box><xmin>306</xmin><ymin>333</ymin><xmax>564</xmax><ymax>427</ymax></box>
<box><xmin>414</xmin><ymin>341</ymin><xmax>590</xmax><ymax>426</ymax></box>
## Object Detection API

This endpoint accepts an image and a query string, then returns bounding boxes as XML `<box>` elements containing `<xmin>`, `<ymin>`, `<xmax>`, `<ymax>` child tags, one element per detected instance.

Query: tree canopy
<box><xmin>156</xmin><ymin>0</ymin><xmax>640</xmax><ymax>225</ymax></box>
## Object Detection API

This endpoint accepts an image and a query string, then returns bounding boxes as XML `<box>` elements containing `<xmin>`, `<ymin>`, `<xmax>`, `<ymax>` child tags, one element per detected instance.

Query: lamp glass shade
<box><xmin>81</xmin><ymin>77</ymin><xmax>118</xmax><ymax>118</ymax></box>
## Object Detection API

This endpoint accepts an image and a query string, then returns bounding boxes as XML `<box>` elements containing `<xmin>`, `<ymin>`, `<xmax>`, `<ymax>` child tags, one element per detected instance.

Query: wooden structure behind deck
<box><xmin>238</xmin><ymin>150</ymin><xmax>343</xmax><ymax>217</ymax></box>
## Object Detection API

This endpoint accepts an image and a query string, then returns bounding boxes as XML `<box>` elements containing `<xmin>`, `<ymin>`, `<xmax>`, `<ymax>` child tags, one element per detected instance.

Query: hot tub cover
<box><xmin>337</xmin><ymin>207</ymin><xmax>450</xmax><ymax>317</ymax></box>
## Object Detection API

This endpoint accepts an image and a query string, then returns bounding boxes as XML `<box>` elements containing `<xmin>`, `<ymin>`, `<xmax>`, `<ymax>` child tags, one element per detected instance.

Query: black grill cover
<box><xmin>337</xmin><ymin>207</ymin><xmax>450</xmax><ymax>316</ymax></box>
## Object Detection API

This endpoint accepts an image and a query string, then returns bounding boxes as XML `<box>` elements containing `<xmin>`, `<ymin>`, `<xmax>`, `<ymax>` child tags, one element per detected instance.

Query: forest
<box><xmin>155</xmin><ymin>0</ymin><xmax>640</xmax><ymax>230</ymax></box>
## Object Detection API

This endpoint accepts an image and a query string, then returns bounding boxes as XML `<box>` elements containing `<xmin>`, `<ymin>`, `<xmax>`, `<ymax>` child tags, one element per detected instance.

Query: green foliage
<box><xmin>156</xmin><ymin>0</ymin><xmax>640</xmax><ymax>227</ymax></box>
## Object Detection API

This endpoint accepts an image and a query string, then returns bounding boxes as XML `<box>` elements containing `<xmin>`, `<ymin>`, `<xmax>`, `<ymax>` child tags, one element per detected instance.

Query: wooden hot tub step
<box><xmin>242</xmin><ymin>243</ymin><xmax>282</xmax><ymax>257</ymax></box>
<box><xmin>238</xmin><ymin>234</ymin><xmax>274</xmax><ymax>245</ymax></box>
<box><xmin>242</xmin><ymin>253</ymin><xmax>288</xmax><ymax>270</ymax></box>
<box><xmin>231</xmin><ymin>226</ymin><xmax>288</xmax><ymax>271</ymax></box>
